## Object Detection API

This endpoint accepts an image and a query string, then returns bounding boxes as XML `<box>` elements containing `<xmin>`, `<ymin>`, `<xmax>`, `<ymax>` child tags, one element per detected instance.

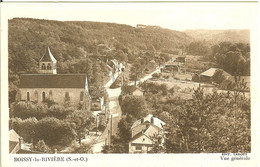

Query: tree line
<box><xmin>9</xmin><ymin>101</ymin><xmax>96</xmax><ymax>153</ymax></box>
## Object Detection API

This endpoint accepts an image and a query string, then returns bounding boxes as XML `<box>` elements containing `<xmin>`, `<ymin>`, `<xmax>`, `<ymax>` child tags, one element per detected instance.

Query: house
<box><xmin>163</xmin><ymin>62</ymin><xmax>180</xmax><ymax>73</ymax></box>
<box><xmin>16</xmin><ymin>47</ymin><xmax>91</xmax><ymax>109</ymax></box>
<box><xmin>107</xmin><ymin>59</ymin><xmax>125</xmax><ymax>73</ymax></box>
<box><xmin>91</xmin><ymin>97</ymin><xmax>104</xmax><ymax>111</ymax></box>
<box><xmin>129</xmin><ymin>114</ymin><xmax>165</xmax><ymax>153</ymax></box>
<box><xmin>199</xmin><ymin>68</ymin><xmax>219</xmax><ymax>82</ymax></box>
<box><xmin>107</xmin><ymin>59</ymin><xmax>119</xmax><ymax>72</ymax></box>
<box><xmin>9</xmin><ymin>129</ymin><xmax>40</xmax><ymax>154</ymax></box>
<box><xmin>136</xmin><ymin>24</ymin><xmax>147</xmax><ymax>28</ymax></box>
<box><xmin>175</xmin><ymin>56</ymin><xmax>186</xmax><ymax>63</ymax></box>
<box><xmin>200</xmin><ymin>68</ymin><xmax>232</xmax><ymax>84</ymax></box>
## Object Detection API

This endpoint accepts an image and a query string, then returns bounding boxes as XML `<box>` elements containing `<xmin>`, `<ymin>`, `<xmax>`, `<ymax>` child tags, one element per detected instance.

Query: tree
<box><xmin>34</xmin><ymin>140</ymin><xmax>52</xmax><ymax>153</ymax></box>
<box><xmin>11</xmin><ymin>101</ymin><xmax>47</xmax><ymax>120</ymax></box>
<box><xmin>159</xmin><ymin>53</ymin><xmax>171</xmax><ymax>62</ymax></box>
<box><xmin>114</xmin><ymin>50</ymin><xmax>128</xmax><ymax>62</ymax></box>
<box><xmin>66</xmin><ymin>110</ymin><xmax>95</xmax><ymax>144</ymax></box>
<box><xmin>187</xmin><ymin>41</ymin><xmax>210</xmax><ymax>56</ymax></box>
<box><xmin>212</xmin><ymin>42</ymin><xmax>250</xmax><ymax>76</ymax></box>
<box><xmin>47</xmin><ymin>105</ymin><xmax>74</xmax><ymax>120</ymax></box>
<box><xmin>68</xmin><ymin>141</ymin><xmax>94</xmax><ymax>153</ymax></box>
<box><xmin>121</xmin><ymin>95</ymin><xmax>147</xmax><ymax>119</ymax></box>
<box><xmin>102</xmin><ymin>115</ymin><xmax>134</xmax><ymax>153</ymax></box>
<box><xmin>121</xmin><ymin>85</ymin><xmax>137</xmax><ymax>95</ymax></box>
<box><xmin>148</xmin><ymin>135</ymin><xmax>166</xmax><ymax>153</ymax></box>
<box><xmin>36</xmin><ymin>117</ymin><xmax>76</xmax><ymax>146</ymax></box>
<box><xmin>164</xmin><ymin>87</ymin><xmax>250</xmax><ymax>153</ymax></box>
<box><xmin>10</xmin><ymin>117</ymin><xmax>38</xmax><ymax>144</ymax></box>
<box><xmin>129</xmin><ymin>62</ymin><xmax>144</xmax><ymax>86</ymax></box>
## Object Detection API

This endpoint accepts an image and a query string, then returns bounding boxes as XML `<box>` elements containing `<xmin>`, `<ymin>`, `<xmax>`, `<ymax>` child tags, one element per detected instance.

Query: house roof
<box><xmin>107</xmin><ymin>59</ymin><xmax>118</xmax><ymax>68</ymax></box>
<box><xmin>144</xmin><ymin>125</ymin><xmax>160</xmax><ymax>137</ymax></box>
<box><xmin>9</xmin><ymin>129</ymin><xmax>20</xmax><ymax>142</ymax></box>
<box><xmin>200</xmin><ymin>68</ymin><xmax>219</xmax><ymax>77</ymax></box>
<box><xmin>131</xmin><ymin>114</ymin><xmax>165</xmax><ymax>129</ymax></box>
<box><xmin>164</xmin><ymin>62</ymin><xmax>180</xmax><ymax>66</ymax></box>
<box><xmin>39</xmin><ymin>47</ymin><xmax>57</xmax><ymax>62</ymax></box>
<box><xmin>20</xmin><ymin>74</ymin><xmax>87</xmax><ymax>88</ymax></box>
<box><xmin>130</xmin><ymin>131</ymin><xmax>153</xmax><ymax>144</ymax></box>
<box><xmin>130</xmin><ymin>125</ymin><xmax>160</xmax><ymax>143</ymax></box>
<box><xmin>9</xmin><ymin>141</ymin><xmax>19</xmax><ymax>153</ymax></box>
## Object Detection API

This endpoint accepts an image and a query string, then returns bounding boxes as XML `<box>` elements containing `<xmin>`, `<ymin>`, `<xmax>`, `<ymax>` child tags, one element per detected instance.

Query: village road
<box><xmin>93</xmin><ymin>67</ymin><xmax>161</xmax><ymax>153</ymax></box>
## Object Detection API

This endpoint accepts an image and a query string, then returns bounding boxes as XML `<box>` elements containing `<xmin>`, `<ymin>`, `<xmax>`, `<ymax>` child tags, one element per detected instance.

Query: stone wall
<box><xmin>19</xmin><ymin>88</ymin><xmax>89</xmax><ymax>108</ymax></box>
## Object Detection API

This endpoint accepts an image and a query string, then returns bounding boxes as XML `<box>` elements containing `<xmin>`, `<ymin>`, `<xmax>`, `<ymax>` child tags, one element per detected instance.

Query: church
<box><xmin>17</xmin><ymin>47</ymin><xmax>91</xmax><ymax>109</ymax></box>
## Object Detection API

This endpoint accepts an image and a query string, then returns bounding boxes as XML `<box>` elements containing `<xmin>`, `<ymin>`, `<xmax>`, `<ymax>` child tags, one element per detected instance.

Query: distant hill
<box><xmin>184</xmin><ymin>29</ymin><xmax>250</xmax><ymax>44</ymax></box>
<box><xmin>8</xmin><ymin>18</ymin><xmax>191</xmax><ymax>67</ymax></box>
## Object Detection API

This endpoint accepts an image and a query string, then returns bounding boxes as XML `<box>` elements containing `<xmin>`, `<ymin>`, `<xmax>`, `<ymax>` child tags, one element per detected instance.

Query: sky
<box><xmin>1</xmin><ymin>2</ymin><xmax>258</xmax><ymax>31</ymax></box>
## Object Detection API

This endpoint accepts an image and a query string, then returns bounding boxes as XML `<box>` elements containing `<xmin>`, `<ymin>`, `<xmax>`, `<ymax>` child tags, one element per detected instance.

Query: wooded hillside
<box><xmin>8</xmin><ymin>18</ymin><xmax>250</xmax><ymax>104</ymax></box>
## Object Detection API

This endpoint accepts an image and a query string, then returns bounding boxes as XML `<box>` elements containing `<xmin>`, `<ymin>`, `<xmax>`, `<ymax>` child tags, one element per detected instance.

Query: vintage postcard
<box><xmin>1</xmin><ymin>1</ymin><xmax>259</xmax><ymax>167</ymax></box>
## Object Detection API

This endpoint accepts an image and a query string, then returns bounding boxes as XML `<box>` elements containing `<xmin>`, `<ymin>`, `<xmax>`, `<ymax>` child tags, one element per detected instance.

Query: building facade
<box><xmin>129</xmin><ymin>114</ymin><xmax>165</xmax><ymax>153</ymax></box>
<box><xmin>17</xmin><ymin>47</ymin><xmax>91</xmax><ymax>109</ymax></box>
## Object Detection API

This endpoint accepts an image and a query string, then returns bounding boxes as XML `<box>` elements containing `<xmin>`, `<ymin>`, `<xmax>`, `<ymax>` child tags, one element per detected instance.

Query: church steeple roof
<box><xmin>39</xmin><ymin>47</ymin><xmax>57</xmax><ymax>62</ymax></box>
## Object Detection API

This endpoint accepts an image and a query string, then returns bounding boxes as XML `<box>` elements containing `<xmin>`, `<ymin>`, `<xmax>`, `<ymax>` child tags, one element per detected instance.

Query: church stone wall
<box><xmin>20</xmin><ymin>88</ymin><xmax>88</xmax><ymax>108</ymax></box>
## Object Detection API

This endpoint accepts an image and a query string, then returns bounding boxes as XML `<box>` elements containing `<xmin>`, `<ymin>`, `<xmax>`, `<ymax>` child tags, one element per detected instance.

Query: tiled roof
<box><xmin>200</xmin><ymin>68</ymin><xmax>218</xmax><ymax>77</ymax></box>
<box><xmin>9</xmin><ymin>129</ymin><xmax>20</xmax><ymax>142</ymax></box>
<box><xmin>39</xmin><ymin>47</ymin><xmax>57</xmax><ymax>62</ymax></box>
<box><xmin>9</xmin><ymin>141</ymin><xmax>19</xmax><ymax>153</ymax></box>
<box><xmin>144</xmin><ymin>125</ymin><xmax>159</xmax><ymax>137</ymax></box>
<box><xmin>130</xmin><ymin>125</ymin><xmax>160</xmax><ymax>143</ymax></box>
<box><xmin>20</xmin><ymin>74</ymin><xmax>87</xmax><ymax>88</ymax></box>
<box><xmin>131</xmin><ymin>114</ymin><xmax>165</xmax><ymax>129</ymax></box>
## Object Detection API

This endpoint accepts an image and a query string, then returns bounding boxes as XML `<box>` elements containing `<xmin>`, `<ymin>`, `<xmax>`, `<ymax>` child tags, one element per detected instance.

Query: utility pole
<box><xmin>108</xmin><ymin>130</ymin><xmax>110</xmax><ymax>150</ymax></box>
<box><xmin>110</xmin><ymin>114</ymin><xmax>113</xmax><ymax>137</ymax></box>
<box><xmin>96</xmin><ymin>114</ymin><xmax>98</xmax><ymax>135</ymax></box>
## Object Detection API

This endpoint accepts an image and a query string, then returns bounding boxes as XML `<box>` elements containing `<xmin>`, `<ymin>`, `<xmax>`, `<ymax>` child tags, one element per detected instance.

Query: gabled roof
<box><xmin>39</xmin><ymin>47</ymin><xmax>57</xmax><ymax>62</ymax></box>
<box><xmin>130</xmin><ymin>131</ymin><xmax>153</xmax><ymax>144</ymax></box>
<box><xmin>9</xmin><ymin>129</ymin><xmax>20</xmax><ymax>142</ymax></box>
<box><xmin>131</xmin><ymin>114</ymin><xmax>166</xmax><ymax>129</ymax></box>
<box><xmin>200</xmin><ymin>68</ymin><xmax>218</xmax><ymax>77</ymax></box>
<box><xmin>9</xmin><ymin>129</ymin><xmax>20</xmax><ymax>153</ymax></box>
<box><xmin>144</xmin><ymin>125</ymin><xmax>160</xmax><ymax>137</ymax></box>
<box><xmin>9</xmin><ymin>141</ymin><xmax>19</xmax><ymax>153</ymax></box>
<box><xmin>130</xmin><ymin>125</ymin><xmax>160</xmax><ymax>143</ymax></box>
<box><xmin>20</xmin><ymin>74</ymin><xmax>87</xmax><ymax>88</ymax></box>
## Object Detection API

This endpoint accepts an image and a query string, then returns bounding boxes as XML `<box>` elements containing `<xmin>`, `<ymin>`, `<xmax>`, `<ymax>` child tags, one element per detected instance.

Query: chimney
<box><xmin>151</xmin><ymin>117</ymin><xmax>154</xmax><ymax>124</ymax></box>
<box><xmin>141</xmin><ymin>118</ymin><xmax>144</xmax><ymax>124</ymax></box>
<box><xmin>19</xmin><ymin>137</ymin><xmax>23</xmax><ymax>150</ymax></box>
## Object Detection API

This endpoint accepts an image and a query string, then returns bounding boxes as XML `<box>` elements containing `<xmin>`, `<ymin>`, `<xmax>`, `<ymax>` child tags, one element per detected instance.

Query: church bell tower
<box><xmin>39</xmin><ymin>47</ymin><xmax>57</xmax><ymax>74</ymax></box>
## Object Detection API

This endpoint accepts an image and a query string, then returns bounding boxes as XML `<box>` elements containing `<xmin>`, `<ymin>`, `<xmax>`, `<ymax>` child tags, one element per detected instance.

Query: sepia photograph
<box><xmin>1</xmin><ymin>1</ymin><xmax>259</xmax><ymax>167</ymax></box>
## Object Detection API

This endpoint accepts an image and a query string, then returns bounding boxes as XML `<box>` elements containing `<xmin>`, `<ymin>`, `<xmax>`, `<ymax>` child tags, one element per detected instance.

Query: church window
<box><xmin>47</xmin><ymin>63</ymin><xmax>52</xmax><ymax>70</ymax></box>
<box><xmin>27</xmin><ymin>92</ymin><xmax>30</xmax><ymax>101</ymax></box>
<box><xmin>65</xmin><ymin>92</ymin><xmax>70</xmax><ymax>101</ymax></box>
<box><xmin>42</xmin><ymin>92</ymin><xmax>46</xmax><ymax>102</ymax></box>
<box><xmin>41</xmin><ymin>63</ymin><xmax>46</xmax><ymax>70</ymax></box>
<box><xmin>34</xmin><ymin>91</ymin><xmax>38</xmax><ymax>102</ymax></box>
<box><xmin>80</xmin><ymin>91</ymin><xmax>84</xmax><ymax>101</ymax></box>
<box><xmin>49</xmin><ymin>90</ymin><xmax>53</xmax><ymax>100</ymax></box>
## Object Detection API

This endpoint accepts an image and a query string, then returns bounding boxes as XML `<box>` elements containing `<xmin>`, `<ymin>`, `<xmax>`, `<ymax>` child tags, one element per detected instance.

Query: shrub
<box><xmin>152</xmin><ymin>73</ymin><xmax>161</xmax><ymax>79</ymax></box>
